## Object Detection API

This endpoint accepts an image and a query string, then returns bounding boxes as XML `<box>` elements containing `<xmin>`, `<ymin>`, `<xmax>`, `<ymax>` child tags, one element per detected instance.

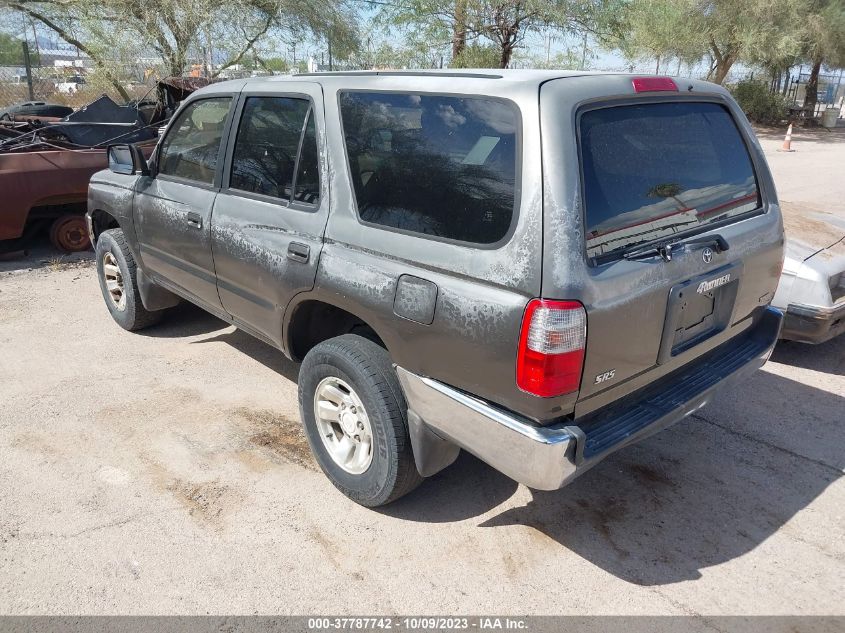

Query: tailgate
<box><xmin>539</xmin><ymin>77</ymin><xmax>784</xmax><ymax>415</ymax></box>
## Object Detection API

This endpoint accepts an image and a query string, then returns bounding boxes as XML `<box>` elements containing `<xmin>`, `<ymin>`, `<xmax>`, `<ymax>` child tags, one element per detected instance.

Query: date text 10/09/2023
<box><xmin>307</xmin><ymin>617</ymin><xmax>528</xmax><ymax>630</ymax></box>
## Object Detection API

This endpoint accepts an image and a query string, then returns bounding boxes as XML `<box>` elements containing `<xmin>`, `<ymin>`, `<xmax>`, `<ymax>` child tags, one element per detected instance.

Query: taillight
<box><xmin>516</xmin><ymin>299</ymin><xmax>587</xmax><ymax>397</ymax></box>
<box><xmin>632</xmin><ymin>77</ymin><xmax>678</xmax><ymax>93</ymax></box>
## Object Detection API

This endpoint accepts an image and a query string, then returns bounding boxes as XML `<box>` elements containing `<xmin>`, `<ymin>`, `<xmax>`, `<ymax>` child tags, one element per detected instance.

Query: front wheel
<box><xmin>298</xmin><ymin>334</ymin><xmax>424</xmax><ymax>507</ymax></box>
<box><xmin>95</xmin><ymin>228</ymin><xmax>163</xmax><ymax>331</ymax></box>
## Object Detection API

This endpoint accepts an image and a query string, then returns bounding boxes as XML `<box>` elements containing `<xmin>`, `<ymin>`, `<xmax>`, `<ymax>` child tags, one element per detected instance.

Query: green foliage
<box><xmin>0</xmin><ymin>32</ymin><xmax>38</xmax><ymax>65</ymax></box>
<box><xmin>358</xmin><ymin>40</ymin><xmax>443</xmax><ymax>70</ymax></box>
<box><xmin>451</xmin><ymin>42</ymin><xmax>500</xmax><ymax>68</ymax></box>
<box><xmin>730</xmin><ymin>79</ymin><xmax>788</xmax><ymax>124</ymax></box>
<box><xmin>800</xmin><ymin>0</ymin><xmax>845</xmax><ymax>68</ymax></box>
<box><xmin>378</xmin><ymin>0</ymin><xmax>625</xmax><ymax>69</ymax></box>
<box><xmin>615</xmin><ymin>0</ymin><xmax>803</xmax><ymax>84</ymax></box>
<box><xmin>616</xmin><ymin>0</ymin><xmax>700</xmax><ymax>71</ymax></box>
<box><xmin>4</xmin><ymin>0</ymin><xmax>359</xmax><ymax>77</ymax></box>
<box><xmin>372</xmin><ymin>0</ymin><xmax>453</xmax><ymax>66</ymax></box>
<box><xmin>514</xmin><ymin>47</ymin><xmax>589</xmax><ymax>70</ymax></box>
<box><xmin>262</xmin><ymin>57</ymin><xmax>289</xmax><ymax>72</ymax></box>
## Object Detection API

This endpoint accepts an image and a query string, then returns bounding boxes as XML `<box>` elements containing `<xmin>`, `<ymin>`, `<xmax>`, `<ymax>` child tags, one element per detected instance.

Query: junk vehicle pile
<box><xmin>0</xmin><ymin>77</ymin><xmax>211</xmax><ymax>254</ymax></box>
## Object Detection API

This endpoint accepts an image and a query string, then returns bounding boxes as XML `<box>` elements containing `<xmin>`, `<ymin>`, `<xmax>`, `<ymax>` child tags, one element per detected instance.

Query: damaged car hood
<box><xmin>781</xmin><ymin>201</ymin><xmax>845</xmax><ymax>262</ymax></box>
<box><xmin>772</xmin><ymin>201</ymin><xmax>845</xmax><ymax>313</ymax></box>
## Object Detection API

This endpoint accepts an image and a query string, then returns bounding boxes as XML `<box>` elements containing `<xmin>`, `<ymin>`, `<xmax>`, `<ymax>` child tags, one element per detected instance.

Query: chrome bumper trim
<box><xmin>396</xmin><ymin>309</ymin><xmax>781</xmax><ymax>491</ymax></box>
<box><xmin>395</xmin><ymin>367</ymin><xmax>577</xmax><ymax>490</ymax></box>
<box><xmin>787</xmin><ymin>300</ymin><xmax>845</xmax><ymax>320</ymax></box>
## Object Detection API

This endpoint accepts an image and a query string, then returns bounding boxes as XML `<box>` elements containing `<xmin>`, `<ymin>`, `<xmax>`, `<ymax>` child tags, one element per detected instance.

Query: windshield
<box><xmin>580</xmin><ymin>102</ymin><xmax>760</xmax><ymax>261</ymax></box>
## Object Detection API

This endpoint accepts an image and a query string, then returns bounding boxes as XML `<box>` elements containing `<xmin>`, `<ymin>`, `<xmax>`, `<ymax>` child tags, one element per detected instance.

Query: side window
<box><xmin>339</xmin><ymin>92</ymin><xmax>519</xmax><ymax>244</ymax></box>
<box><xmin>229</xmin><ymin>96</ymin><xmax>311</xmax><ymax>201</ymax></box>
<box><xmin>158</xmin><ymin>98</ymin><xmax>231</xmax><ymax>184</ymax></box>
<box><xmin>293</xmin><ymin>109</ymin><xmax>320</xmax><ymax>205</ymax></box>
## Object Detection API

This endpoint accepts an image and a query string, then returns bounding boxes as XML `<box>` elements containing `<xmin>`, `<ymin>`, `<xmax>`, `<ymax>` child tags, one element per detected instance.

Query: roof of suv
<box><xmin>199</xmin><ymin>69</ymin><xmax>723</xmax><ymax>102</ymax></box>
<box><xmin>201</xmin><ymin>69</ymin><xmax>611</xmax><ymax>94</ymax></box>
<box><xmin>289</xmin><ymin>69</ymin><xmax>597</xmax><ymax>80</ymax></box>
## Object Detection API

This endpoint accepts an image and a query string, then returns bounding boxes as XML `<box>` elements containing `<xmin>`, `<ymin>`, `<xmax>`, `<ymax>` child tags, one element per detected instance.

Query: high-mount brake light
<box><xmin>632</xmin><ymin>77</ymin><xmax>678</xmax><ymax>93</ymax></box>
<box><xmin>516</xmin><ymin>299</ymin><xmax>587</xmax><ymax>398</ymax></box>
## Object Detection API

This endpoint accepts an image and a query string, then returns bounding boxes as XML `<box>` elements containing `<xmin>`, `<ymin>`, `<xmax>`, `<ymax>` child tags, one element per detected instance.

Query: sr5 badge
<box><xmin>594</xmin><ymin>369</ymin><xmax>616</xmax><ymax>385</ymax></box>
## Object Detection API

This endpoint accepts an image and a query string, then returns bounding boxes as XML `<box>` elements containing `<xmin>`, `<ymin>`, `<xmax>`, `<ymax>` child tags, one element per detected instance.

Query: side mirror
<box><xmin>107</xmin><ymin>143</ymin><xmax>149</xmax><ymax>176</ymax></box>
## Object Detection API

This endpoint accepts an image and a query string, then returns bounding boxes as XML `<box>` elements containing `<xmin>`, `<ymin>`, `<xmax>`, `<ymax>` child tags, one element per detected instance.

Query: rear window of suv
<box><xmin>580</xmin><ymin>101</ymin><xmax>760</xmax><ymax>261</ymax></box>
<box><xmin>339</xmin><ymin>91</ymin><xmax>519</xmax><ymax>245</ymax></box>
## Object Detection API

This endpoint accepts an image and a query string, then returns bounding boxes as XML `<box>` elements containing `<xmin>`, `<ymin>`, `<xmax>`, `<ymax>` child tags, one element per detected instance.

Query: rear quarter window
<box><xmin>579</xmin><ymin>101</ymin><xmax>760</xmax><ymax>261</ymax></box>
<box><xmin>339</xmin><ymin>91</ymin><xmax>519</xmax><ymax>245</ymax></box>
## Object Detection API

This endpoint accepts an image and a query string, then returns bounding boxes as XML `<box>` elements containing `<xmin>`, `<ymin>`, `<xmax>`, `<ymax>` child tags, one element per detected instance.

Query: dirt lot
<box><xmin>0</xmin><ymin>130</ymin><xmax>844</xmax><ymax>616</ymax></box>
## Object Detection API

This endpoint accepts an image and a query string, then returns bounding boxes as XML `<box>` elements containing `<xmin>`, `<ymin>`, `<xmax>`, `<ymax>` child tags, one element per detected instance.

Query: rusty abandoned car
<box><xmin>0</xmin><ymin>77</ymin><xmax>209</xmax><ymax>254</ymax></box>
<box><xmin>86</xmin><ymin>70</ymin><xmax>785</xmax><ymax>506</ymax></box>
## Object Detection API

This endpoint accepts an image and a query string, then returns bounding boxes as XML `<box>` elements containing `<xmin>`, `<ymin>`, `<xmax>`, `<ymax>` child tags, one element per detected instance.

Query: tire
<box><xmin>49</xmin><ymin>214</ymin><xmax>91</xmax><ymax>252</ymax></box>
<box><xmin>95</xmin><ymin>228</ymin><xmax>163</xmax><ymax>331</ymax></box>
<box><xmin>298</xmin><ymin>334</ymin><xmax>424</xmax><ymax>507</ymax></box>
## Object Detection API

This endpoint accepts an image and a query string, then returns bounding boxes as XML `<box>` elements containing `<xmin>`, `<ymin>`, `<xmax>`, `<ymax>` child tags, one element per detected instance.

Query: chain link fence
<box><xmin>0</xmin><ymin>66</ymin><xmax>159</xmax><ymax>112</ymax></box>
<box><xmin>0</xmin><ymin>37</ymin><xmax>167</xmax><ymax>113</ymax></box>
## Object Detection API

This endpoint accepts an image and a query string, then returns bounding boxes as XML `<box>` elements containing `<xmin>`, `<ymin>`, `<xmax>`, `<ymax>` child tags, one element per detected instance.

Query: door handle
<box><xmin>186</xmin><ymin>212</ymin><xmax>202</xmax><ymax>229</ymax></box>
<box><xmin>287</xmin><ymin>242</ymin><xmax>310</xmax><ymax>263</ymax></box>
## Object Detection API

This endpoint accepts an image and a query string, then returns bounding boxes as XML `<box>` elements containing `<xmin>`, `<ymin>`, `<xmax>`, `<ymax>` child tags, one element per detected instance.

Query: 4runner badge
<box><xmin>595</xmin><ymin>370</ymin><xmax>616</xmax><ymax>385</ymax></box>
<box><xmin>697</xmin><ymin>273</ymin><xmax>731</xmax><ymax>294</ymax></box>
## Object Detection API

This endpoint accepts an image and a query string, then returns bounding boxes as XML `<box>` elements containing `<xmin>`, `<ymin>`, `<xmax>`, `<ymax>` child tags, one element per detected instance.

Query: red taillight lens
<box><xmin>516</xmin><ymin>299</ymin><xmax>587</xmax><ymax>397</ymax></box>
<box><xmin>632</xmin><ymin>77</ymin><xmax>678</xmax><ymax>93</ymax></box>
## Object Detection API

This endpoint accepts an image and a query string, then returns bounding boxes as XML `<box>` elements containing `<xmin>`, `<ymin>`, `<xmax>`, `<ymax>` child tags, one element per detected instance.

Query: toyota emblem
<box><xmin>702</xmin><ymin>247</ymin><xmax>714</xmax><ymax>264</ymax></box>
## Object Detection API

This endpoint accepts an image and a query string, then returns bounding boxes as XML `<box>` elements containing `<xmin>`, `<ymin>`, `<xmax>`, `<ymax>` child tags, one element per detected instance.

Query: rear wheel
<box><xmin>95</xmin><ymin>228</ymin><xmax>163</xmax><ymax>331</ymax></box>
<box><xmin>299</xmin><ymin>334</ymin><xmax>423</xmax><ymax>507</ymax></box>
<box><xmin>49</xmin><ymin>214</ymin><xmax>90</xmax><ymax>252</ymax></box>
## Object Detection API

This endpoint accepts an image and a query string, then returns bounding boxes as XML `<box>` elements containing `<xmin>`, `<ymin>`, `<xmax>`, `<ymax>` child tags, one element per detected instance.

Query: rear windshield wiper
<box><xmin>621</xmin><ymin>234</ymin><xmax>730</xmax><ymax>263</ymax></box>
<box><xmin>622</xmin><ymin>242</ymin><xmax>675</xmax><ymax>262</ymax></box>
<box><xmin>675</xmin><ymin>234</ymin><xmax>730</xmax><ymax>254</ymax></box>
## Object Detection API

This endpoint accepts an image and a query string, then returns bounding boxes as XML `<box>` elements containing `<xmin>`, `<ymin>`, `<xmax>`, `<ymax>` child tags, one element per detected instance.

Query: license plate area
<box><xmin>657</xmin><ymin>262</ymin><xmax>742</xmax><ymax>364</ymax></box>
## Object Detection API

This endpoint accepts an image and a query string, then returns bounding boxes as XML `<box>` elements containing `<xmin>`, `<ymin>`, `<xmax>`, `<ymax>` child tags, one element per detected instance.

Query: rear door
<box><xmin>135</xmin><ymin>96</ymin><xmax>234</xmax><ymax>311</ymax></box>
<box><xmin>540</xmin><ymin>77</ymin><xmax>783</xmax><ymax>412</ymax></box>
<box><xmin>210</xmin><ymin>83</ymin><xmax>328</xmax><ymax>346</ymax></box>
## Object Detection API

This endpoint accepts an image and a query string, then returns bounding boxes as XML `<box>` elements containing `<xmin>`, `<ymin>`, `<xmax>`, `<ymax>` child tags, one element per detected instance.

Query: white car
<box><xmin>55</xmin><ymin>76</ymin><xmax>85</xmax><ymax>94</ymax></box>
<box><xmin>772</xmin><ymin>202</ymin><xmax>845</xmax><ymax>343</ymax></box>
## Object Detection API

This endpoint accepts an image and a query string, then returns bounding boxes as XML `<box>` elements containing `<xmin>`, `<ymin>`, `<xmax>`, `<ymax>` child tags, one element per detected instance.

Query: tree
<box><xmin>701</xmin><ymin>0</ymin><xmax>800</xmax><ymax>85</ymax></box>
<box><xmin>0</xmin><ymin>31</ymin><xmax>40</xmax><ymax>65</ymax></box>
<box><xmin>453</xmin><ymin>0</ymin><xmax>468</xmax><ymax>58</ymax></box>
<box><xmin>616</xmin><ymin>0</ymin><xmax>801</xmax><ymax>85</ymax></box>
<box><xmin>376</xmin><ymin>0</ymin><xmax>469</xmax><ymax>65</ymax></box>
<box><xmin>2</xmin><ymin>0</ymin><xmax>358</xmax><ymax>98</ymax></box>
<box><xmin>261</xmin><ymin>56</ymin><xmax>289</xmax><ymax>72</ymax></box>
<box><xmin>451</xmin><ymin>41</ymin><xmax>499</xmax><ymax>67</ymax></box>
<box><xmin>467</xmin><ymin>0</ymin><xmax>626</xmax><ymax>68</ymax></box>
<box><xmin>467</xmin><ymin>0</ymin><xmax>549</xmax><ymax>68</ymax></box>
<box><xmin>380</xmin><ymin>0</ymin><xmax>623</xmax><ymax>69</ymax></box>
<box><xmin>615</xmin><ymin>0</ymin><xmax>701</xmax><ymax>73</ymax></box>
<box><xmin>797</xmin><ymin>0</ymin><xmax>845</xmax><ymax>112</ymax></box>
<box><xmin>363</xmin><ymin>40</ymin><xmax>443</xmax><ymax>69</ymax></box>
<box><xmin>3</xmin><ymin>1</ymin><xmax>132</xmax><ymax>99</ymax></box>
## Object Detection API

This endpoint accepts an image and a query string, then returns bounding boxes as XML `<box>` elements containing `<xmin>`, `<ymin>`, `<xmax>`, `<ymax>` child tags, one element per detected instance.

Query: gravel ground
<box><xmin>0</xmin><ymin>129</ymin><xmax>843</xmax><ymax>616</ymax></box>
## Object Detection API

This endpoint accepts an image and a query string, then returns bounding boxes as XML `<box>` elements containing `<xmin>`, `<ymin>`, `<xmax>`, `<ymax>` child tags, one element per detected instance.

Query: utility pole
<box><xmin>22</xmin><ymin>41</ymin><xmax>34</xmax><ymax>100</ymax></box>
<box><xmin>328</xmin><ymin>35</ymin><xmax>333</xmax><ymax>71</ymax></box>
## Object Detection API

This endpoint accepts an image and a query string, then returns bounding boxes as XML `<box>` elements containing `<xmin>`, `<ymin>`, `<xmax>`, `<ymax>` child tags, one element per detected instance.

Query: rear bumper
<box><xmin>782</xmin><ymin>301</ymin><xmax>845</xmax><ymax>344</ymax></box>
<box><xmin>396</xmin><ymin>307</ymin><xmax>783</xmax><ymax>490</ymax></box>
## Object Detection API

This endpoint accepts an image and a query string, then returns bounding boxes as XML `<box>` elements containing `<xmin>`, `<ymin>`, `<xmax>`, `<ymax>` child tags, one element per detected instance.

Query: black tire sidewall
<box><xmin>95</xmin><ymin>231</ymin><xmax>138</xmax><ymax>330</ymax></box>
<box><xmin>299</xmin><ymin>345</ymin><xmax>403</xmax><ymax>506</ymax></box>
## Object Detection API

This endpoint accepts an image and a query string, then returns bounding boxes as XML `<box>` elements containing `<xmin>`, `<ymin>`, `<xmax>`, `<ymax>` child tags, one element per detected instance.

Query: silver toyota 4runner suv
<box><xmin>87</xmin><ymin>70</ymin><xmax>785</xmax><ymax>507</ymax></box>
